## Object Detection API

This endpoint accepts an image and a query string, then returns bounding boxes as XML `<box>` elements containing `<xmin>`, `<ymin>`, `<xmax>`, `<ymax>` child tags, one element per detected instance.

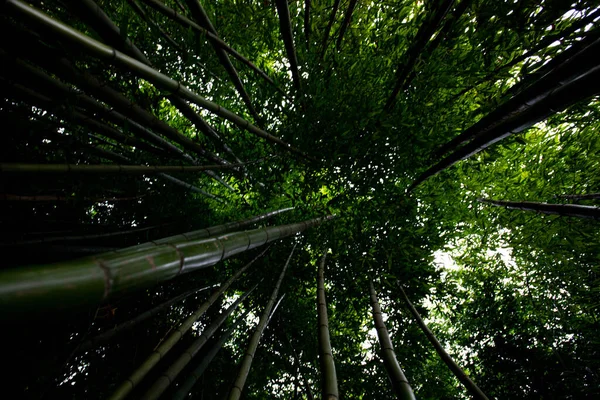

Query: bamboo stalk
<box><xmin>172</xmin><ymin>310</ymin><xmax>251</xmax><ymax>400</ymax></box>
<box><xmin>320</xmin><ymin>0</ymin><xmax>341</xmax><ymax>60</ymax></box>
<box><xmin>369</xmin><ymin>281</ymin><xmax>415</xmax><ymax>400</ymax></box>
<box><xmin>5</xmin><ymin>0</ymin><xmax>313</xmax><ymax>160</ymax></box>
<box><xmin>556</xmin><ymin>193</ymin><xmax>600</xmax><ymax>200</ymax></box>
<box><xmin>184</xmin><ymin>0</ymin><xmax>261</xmax><ymax>123</ymax></box>
<box><xmin>75</xmin><ymin>285</ymin><xmax>213</xmax><ymax>354</ymax></box>
<box><xmin>478</xmin><ymin>198</ymin><xmax>600</xmax><ymax>220</ymax></box>
<box><xmin>143</xmin><ymin>284</ymin><xmax>256</xmax><ymax>400</ymax></box>
<box><xmin>335</xmin><ymin>0</ymin><xmax>358</xmax><ymax>50</ymax></box>
<box><xmin>108</xmin><ymin>248</ymin><xmax>267</xmax><ymax>400</ymax></box>
<box><xmin>304</xmin><ymin>0</ymin><xmax>311</xmax><ymax>50</ymax></box>
<box><xmin>397</xmin><ymin>284</ymin><xmax>488</xmax><ymax>399</ymax></box>
<box><xmin>227</xmin><ymin>244</ymin><xmax>295</xmax><ymax>400</ymax></box>
<box><xmin>0</xmin><ymin>162</ymin><xmax>255</xmax><ymax>174</ymax></box>
<box><xmin>317</xmin><ymin>253</ymin><xmax>338</xmax><ymax>400</ymax></box>
<box><xmin>275</xmin><ymin>0</ymin><xmax>302</xmax><ymax>92</ymax></box>
<box><xmin>384</xmin><ymin>0</ymin><xmax>455</xmax><ymax>110</ymax></box>
<box><xmin>0</xmin><ymin>215</ymin><xmax>332</xmax><ymax>314</ymax></box>
<box><xmin>409</xmin><ymin>63</ymin><xmax>600</xmax><ymax>192</ymax></box>
<box><xmin>0</xmin><ymin>194</ymin><xmax>143</xmax><ymax>202</ymax></box>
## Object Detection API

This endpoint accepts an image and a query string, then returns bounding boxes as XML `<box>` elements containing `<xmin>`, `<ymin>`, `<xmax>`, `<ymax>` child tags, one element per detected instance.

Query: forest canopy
<box><xmin>1</xmin><ymin>0</ymin><xmax>599</xmax><ymax>399</ymax></box>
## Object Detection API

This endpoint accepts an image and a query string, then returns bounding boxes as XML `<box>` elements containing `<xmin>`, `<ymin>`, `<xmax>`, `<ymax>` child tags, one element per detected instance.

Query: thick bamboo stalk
<box><xmin>384</xmin><ymin>0</ymin><xmax>454</xmax><ymax>109</ymax></box>
<box><xmin>335</xmin><ymin>0</ymin><xmax>358</xmax><ymax>50</ymax></box>
<box><xmin>0</xmin><ymin>215</ymin><xmax>332</xmax><ymax>314</ymax></box>
<box><xmin>369</xmin><ymin>281</ymin><xmax>415</xmax><ymax>400</ymax></box>
<box><xmin>108</xmin><ymin>248</ymin><xmax>267</xmax><ymax>400</ymax></box>
<box><xmin>76</xmin><ymin>285</ymin><xmax>213</xmax><ymax>354</ymax></box>
<box><xmin>143</xmin><ymin>285</ymin><xmax>256</xmax><ymax>400</ymax></box>
<box><xmin>227</xmin><ymin>244</ymin><xmax>295</xmax><ymax>400</ymax></box>
<box><xmin>435</xmin><ymin>36</ymin><xmax>600</xmax><ymax>159</ymax></box>
<box><xmin>397</xmin><ymin>284</ymin><xmax>488</xmax><ymax>399</ymax></box>
<box><xmin>121</xmin><ymin>207</ymin><xmax>294</xmax><ymax>252</ymax></box>
<box><xmin>0</xmin><ymin>162</ymin><xmax>253</xmax><ymax>174</ymax></box>
<box><xmin>320</xmin><ymin>0</ymin><xmax>341</xmax><ymax>60</ymax></box>
<box><xmin>184</xmin><ymin>0</ymin><xmax>261</xmax><ymax>123</ymax></box>
<box><xmin>139</xmin><ymin>0</ymin><xmax>284</xmax><ymax>94</ymax></box>
<box><xmin>317</xmin><ymin>253</ymin><xmax>338</xmax><ymax>400</ymax></box>
<box><xmin>275</xmin><ymin>0</ymin><xmax>302</xmax><ymax>92</ymax></box>
<box><xmin>172</xmin><ymin>310</ymin><xmax>250</xmax><ymax>400</ymax></box>
<box><xmin>409</xmin><ymin>63</ymin><xmax>600</xmax><ymax>191</ymax></box>
<box><xmin>478</xmin><ymin>198</ymin><xmax>600</xmax><ymax>220</ymax></box>
<box><xmin>5</xmin><ymin>0</ymin><xmax>313</xmax><ymax>160</ymax></box>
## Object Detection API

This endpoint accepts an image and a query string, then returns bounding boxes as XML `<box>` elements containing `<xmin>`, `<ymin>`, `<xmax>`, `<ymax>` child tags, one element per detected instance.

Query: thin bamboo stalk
<box><xmin>108</xmin><ymin>248</ymin><xmax>267</xmax><ymax>400</ymax></box>
<box><xmin>286</xmin><ymin>332</ymin><xmax>315</xmax><ymax>400</ymax></box>
<box><xmin>0</xmin><ymin>215</ymin><xmax>332</xmax><ymax>314</ymax></box>
<box><xmin>275</xmin><ymin>0</ymin><xmax>302</xmax><ymax>92</ymax></box>
<box><xmin>556</xmin><ymin>193</ymin><xmax>600</xmax><ymax>200</ymax></box>
<box><xmin>369</xmin><ymin>281</ymin><xmax>415</xmax><ymax>400</ymax></box>
<box><xmin>185</xmin><ymin>0</ymin><xmax>261</xmax><ymax>123</ymax></box>
<box><xmin>397</xmin><ymin>284</ymin><xmax>489</xmax><ymax>400</ymax></box>
<box><xmin>0</xmin><ymin>162</ymin><xmax>256</xmax><ymax>174</ymax></box>
<box><xmin>143</xmin><ymin>285</ymin><xmax>257</xmax><ymax>400</ymax></box>
<box><xmin>227</xmin><ymin>244</ymin><xmax>295</xmax><ymax>400</ymax></box>
<box><xmin>5</xmin><ymin>0</ymin><xmax>312</xmax><ymax>160</ymax></box>
<box><xmin>75</xmin><ymin>285</ymin><xmax>213</xmax><ymax>354</ymax></box>
<box><xmin>304</xmin><ymin>0</ymin><xmax>311</xmax><ymax>50</ymax></box>
<box><xmin>317</xmin><ymin>253</ymin><xmax>338</xmax><ymax>400</ymax></box>
<box><xmin>172</xmin><ymin>310</ymin><xmax>250</xmax><ymax>400</ymax></box>
<box><xmin>139</xmin><ymin>0</ymin><xmax>284</xmax><ymax>94</ymax></box>
<box><xmin>320</xmin><ymin>0</ymin><xmax>341</xmax><ymax>60</ymax></box>
<box><xmin>0</xmin><ymin>194</ymin><xmax>143</xmax><ymax>202</ymax></box>
<box><xmin>478</xmin><ymin>198</ymin><xmax>600</xmax><ymax>220</ymax></box>
<box><xmin>335</xmin><ymin>0</ymin><xmax>358</xmax><ymax>50</ymax></box>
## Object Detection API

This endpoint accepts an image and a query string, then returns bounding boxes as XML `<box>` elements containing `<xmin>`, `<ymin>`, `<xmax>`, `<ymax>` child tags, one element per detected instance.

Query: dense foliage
<box><xmin>1</xmin><ymin>0</ymin><xmax>599</xmax><ymax>398</ymax></box>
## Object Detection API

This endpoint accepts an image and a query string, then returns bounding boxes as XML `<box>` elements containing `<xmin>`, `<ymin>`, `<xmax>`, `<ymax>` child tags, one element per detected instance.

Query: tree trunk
<box><xmin>108</xmin><ymin>249</ymin><xmax>267</xmax><ymax>400</ymax></box>
<box><xmin>397</xmin><ymin>284</ymin><xmax>489</xmax><ymax>400</ymax></box>
<box><xmin>142</xmin><ymin>285</ymin><xmax>256</xmax><ymax>400</ymax></box>
<box><xmin>369</xmin><ymin>281</ymin><xmax>415</xmax><ymax>400</ymax></box>
<box><xmin>317</xmin><ymin>253</ymin><xmax>339</xmax><ymax>400</ymax></box>
<box><xmin>227</xmin><ymin>244</ymin><xmax>295</xmax><ymax>400</ymax></box>
<box><xmin>478</xmin><ymin>198</ymin><xmax>600</xmax><ymax>220</ymax></box>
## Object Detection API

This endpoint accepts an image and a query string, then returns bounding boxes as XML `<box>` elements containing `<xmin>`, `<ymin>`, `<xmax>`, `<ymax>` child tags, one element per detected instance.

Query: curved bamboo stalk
<box><xmin>0</xmin><ymin>215</ymin><xmax>332</xmax><ymax>315</ymax></box>
<box><xmin>75</xmin><ymin>285</ymin><xmax>213</xmax><ymax>354</ymax></box>
<box><xmin>5</xmin><ymin>0</ymin><xmax>313</xmax><ymax>160</ymax></box>
<box><xmin>384</xmin><ymin>0</ymin><xmax>455</xmax><ymax>110</ymax></box>
<box><xmin>408</xmin><ymin>63</ymin><xmax>600</xmax><ymax>192</ymax></box>
<box><xmin>172</xmin><ymin>310</ymin><xmax>251</xmax><ymax>400</ymax></box>
<box><xmin>121</xmin><ymin>206</ymin><xmax>294</xmax><ymax>252</ymax></box>
<box><xmin>320</xmin><ymin>0</ymin><xmax>341</xmax><ymax>61</ymax></box>
<box><xmin>478</xmin><ymin>198</ymin><xmax>600</xmax><ymax>220</ymax></box>
<box><xmin>275</xmin><ymin>0</ymin><xmax>302</xmax><ymax>92</ymax></box>
<box><xmin>227</xmin><ymin>244</ymin><xmax>295</xmax><ymax>400</ymax></box>
<box><xmin>317</xmin><ymin>253</ymin><xmax>338</xmax><ymax>400</ymax></box>
<box><xmin>0</xmin><ymin>161</ymin><xmax>255</xmax><ymax>174</ymax></box>
<box><xmin>139</xmin><ymin>0</ymin><xmax>284</xmax><ymax>94</ymax></box>
<box><xmin>143</xmin><ymin>285</ymin><xmax>257</xmax><ymax>400</ymax></box>
<box><xmin>184</xmin><ymin>0</ymin><xmax>261</xmax><ymax>123</ymax></box>
<box><xmin>108</xmin><ymin>248</ymin><xmax>267</xmax><ymax>400</ymax></box>
<box><xmin>369</xmin><ymin>281</ymin><xmax>415</xmax><ymax>400</ymax></box>
<box><xmin>397</xmin><ymin>284</ymin><xmax>488</xmax><ymax>400</ymax></box>
<box><xmin>335</xmin><ymin>0</ymin><xmax>358</xmax><ymax>50</ymax></box>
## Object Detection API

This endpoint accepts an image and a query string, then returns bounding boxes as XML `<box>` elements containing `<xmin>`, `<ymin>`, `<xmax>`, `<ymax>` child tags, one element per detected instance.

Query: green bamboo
<box><xmin>0</xmin><ymin>215</ymin><xmax>331</xmax><ymax>314</ymax></box>
<box><xmin>185</xmin><ymin>0</ymin><xmax>261</xmax><ymax>123</ymax></box>
<box><xmin>317</xmin><ymin>253</ymin><xmax>339</xmax><ymax>400</ymax></box>
<box><xmin>320</xmin><ymin>0</ymin><xmax>340</xmax><ymax>60</ymax></box>
<box><xmin>397</xmin><ymin>284</ymin><xmax>489</xmax><ymax>400</ymax></box>
<box><xmin>108</xmin><ymin>248</ymin><xmax>267</xmax><ymax>400</ymax></box>
<box><xmin>226</xmin><ymin>244</ymin><xmax>295</xmax><ymax>400</ymax></box>
<box><xmin>275</xmin><ymin>0</ymin><xmax>301</xmax><ymax>92</ymax></box>
<box><xmin>5</xmin><ymin>0</ymin><xmax>312</xmax><ymax>160</ymax></box>
<box><xmin>143</xmin><ymin>285</ymin><xmax>257</xmax><ymax>400</ymax></box>
<box><xmin>369</xmin><ymin>281</ymin><xmax>415</xmax><ymax>400</ymax></box>
<box><xmin>75</xmin><ymin>285</ymin><xmax>213</xmax><ymax>354</ymax></box>
<box><xmin>172</xmin><ymin>310</ymin><xmax>250</xmax><ymax>400</ymax></box>
<box><xmin>478</xmin><ymin>198</ymin><xmax>600</xmax><ymax>220</ymax></box>
<box><xmin>139</xmin><ymin>0</ymin><xmax>284</xmax><ymax>94</ymax></box>
<box><xmin>121</xmin><ymin>207</ymin><xmax>294</xmax><ymax>252</ymax></box>
<box><xmin>335</xmin><ymin>0</ymin><xmax>358</xmax><ymax>50</ymax></box>
<box><xmin>0</xmin><ymin>162</ymin><xmax>252</xmax><ymax>174</ymax></box>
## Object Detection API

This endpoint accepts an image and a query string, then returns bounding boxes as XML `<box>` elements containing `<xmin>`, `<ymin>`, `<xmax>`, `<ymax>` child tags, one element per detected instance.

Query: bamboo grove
<box><xmin>1</xmin><ymin>0</ymin><xmax>599</xmax><ymax>398</ymax></box>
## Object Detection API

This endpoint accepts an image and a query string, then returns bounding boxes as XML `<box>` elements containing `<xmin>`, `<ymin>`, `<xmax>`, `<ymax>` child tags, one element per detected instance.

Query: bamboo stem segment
<box><xmin>317</xmin><ymin>253</ymin><xmax>339</xmax><ymax>400</ymax></box>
